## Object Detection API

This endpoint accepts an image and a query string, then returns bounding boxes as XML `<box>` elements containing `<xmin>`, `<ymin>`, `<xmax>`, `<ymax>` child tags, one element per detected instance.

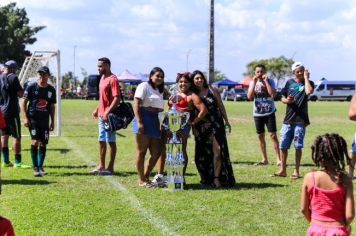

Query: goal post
<box><xmin>18</xmin><ymin>50</ymin><xmax>62</xmax><ymax>136</ymax></box>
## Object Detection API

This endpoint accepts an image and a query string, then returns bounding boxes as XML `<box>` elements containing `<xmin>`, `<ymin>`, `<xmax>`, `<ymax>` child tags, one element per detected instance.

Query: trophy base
<box><xmin>166</xmin><ymin>182</ymin><xmax>184</xmax><ymax>191</ymax></box>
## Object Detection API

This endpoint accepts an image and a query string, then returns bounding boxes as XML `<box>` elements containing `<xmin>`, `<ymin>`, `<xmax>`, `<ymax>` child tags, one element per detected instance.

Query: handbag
<box><xmin>104</xmin><ymin>91</ymin><xmax>134</xmax><ymax>132</ymax></box>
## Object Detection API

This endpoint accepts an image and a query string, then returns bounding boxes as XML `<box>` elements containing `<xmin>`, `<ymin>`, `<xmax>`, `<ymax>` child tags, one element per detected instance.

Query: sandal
<box><xmin>270</xmin><ymin>172</ymin><xmax>287</xmax><ymax>177</ymax></box>
<box><xmin>139</xmin><ymin>181</ymin><xmax>156</xmax><ymax>188</ymax></box>
<box><xmin>89</xmin><ymin>168</ymin><xmax>103</xmax><ymax>174</ymax></box>
<box><xmin>290</xmin><ymin>174</ymin><xmax>302</xmax><ymax>180</ymax></box>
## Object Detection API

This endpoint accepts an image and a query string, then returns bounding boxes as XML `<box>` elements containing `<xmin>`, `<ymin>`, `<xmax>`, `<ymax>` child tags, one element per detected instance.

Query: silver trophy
<box><xmin>161</xmin><ymin>84</ymin><xmax>190</xmax><ymax>190</ymax></box>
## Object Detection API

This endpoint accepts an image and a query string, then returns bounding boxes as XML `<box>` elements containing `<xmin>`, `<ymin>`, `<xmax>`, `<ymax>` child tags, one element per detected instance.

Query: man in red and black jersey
<box><xmin>21</xmin><ymin>66</ymin><xmax>56</xmax><ymax>177</ymax></box>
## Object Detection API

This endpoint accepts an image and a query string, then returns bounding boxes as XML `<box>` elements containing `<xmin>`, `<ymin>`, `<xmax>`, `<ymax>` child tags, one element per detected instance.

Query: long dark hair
<box><xmin>148</xmin><ymin>67</ymin><xmax>164</xmax><ymax>93</ymax></box>
<box><xmin>311</xmin><ymin>133</ymin><xmax>350</xmax><ymax>183</ymax></box>
<box><xmin>190</xmin><ymin>70</ymin><xmax>208</xmax><ymax>94</ymax></box>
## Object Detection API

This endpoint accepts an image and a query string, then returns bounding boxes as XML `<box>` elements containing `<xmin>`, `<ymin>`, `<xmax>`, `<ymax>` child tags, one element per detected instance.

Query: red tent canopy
<box><xmin>238</xmin><ymin>76</ymin><xmax>252</xmax><ymax>89</ymax></box>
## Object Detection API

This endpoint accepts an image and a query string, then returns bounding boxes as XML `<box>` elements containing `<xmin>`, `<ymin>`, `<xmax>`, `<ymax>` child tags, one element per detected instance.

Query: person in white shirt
<box><xmin>132</xmin><ymin>67</ymin><xmax>165</xmax><ymax>187</ymax></box>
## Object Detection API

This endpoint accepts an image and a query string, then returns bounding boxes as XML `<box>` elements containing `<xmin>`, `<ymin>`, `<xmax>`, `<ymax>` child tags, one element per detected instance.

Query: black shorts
<box><xmin>254</xmin><ymin>113</ymin><xmax>277</xmax><ymax>134</ymax></box>
<box><xmin>29</xmin><ymin>121</ymin><xmax>49</xmax><ymax>144</ymax></box>
<box><xmin>0</xmin><ymin>115</ymin><xmax>21</xmax><ymax>139</ymax></box>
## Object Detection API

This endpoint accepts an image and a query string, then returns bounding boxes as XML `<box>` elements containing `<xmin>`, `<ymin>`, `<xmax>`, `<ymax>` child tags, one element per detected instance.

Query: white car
<box><xmin>226</xmin><ymin>88</ymin><xmax>248</xmax><ymax>101</ymax></box>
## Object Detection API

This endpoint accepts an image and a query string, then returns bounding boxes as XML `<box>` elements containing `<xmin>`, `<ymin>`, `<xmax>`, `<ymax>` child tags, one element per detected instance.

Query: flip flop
<box><xmin>89</xmin><ymin>168</ymin><xmax>102</xmax><ymax>174</ymax></box>
<box><xmin>290</xmin><ymin>174</ymin><xmax>302</xmax><ymax>180</ymax></box>
<box><xmin>270</xmin><ymin>173</ymin><xmax>287</xmax><ymax>177</ymax></box>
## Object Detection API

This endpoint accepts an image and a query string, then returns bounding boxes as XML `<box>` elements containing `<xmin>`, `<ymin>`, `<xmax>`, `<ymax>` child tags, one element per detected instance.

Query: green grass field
<box><xmin>0</xmin><ymin>100</ymin><xmax>355</xmax><ymax>235</ymax></box>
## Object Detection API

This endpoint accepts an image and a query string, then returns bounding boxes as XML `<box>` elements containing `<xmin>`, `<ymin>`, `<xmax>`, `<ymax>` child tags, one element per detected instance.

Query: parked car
<box><xmin>86</xmin><ymin>74</ymin><xmax>100</xmax><ymax>100</ymax></box>
<box><xmin>226</xmin><ymin>88</ymin><xmax>248</xmax><ymax>101</ymax></box>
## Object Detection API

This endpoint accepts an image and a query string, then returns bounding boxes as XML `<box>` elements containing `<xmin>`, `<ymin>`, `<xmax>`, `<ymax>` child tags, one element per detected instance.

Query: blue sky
<box><xmin>2</xmin><ymin>0</ymin><xmax>356</xmax><ymax>82</ymax></box>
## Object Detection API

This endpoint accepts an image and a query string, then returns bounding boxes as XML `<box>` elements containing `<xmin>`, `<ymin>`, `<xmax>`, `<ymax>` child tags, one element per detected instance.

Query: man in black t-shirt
<box><xmin>273</xmin><ymin>62</ymin><xmax>314</xmax><ymax>179</ymax></box>
<box><xmin>0</xmin><ymin>60</ymin><xmax>30</xmax><ymax>168</ymax></box>
<box><xmin>21</xmin><ymin>66</ymin><xmax>56</xmax><ymax>177</ymax></box>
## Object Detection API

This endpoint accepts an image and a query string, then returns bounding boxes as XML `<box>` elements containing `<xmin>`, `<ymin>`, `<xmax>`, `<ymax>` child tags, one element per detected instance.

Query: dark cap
<box><xmin>4</xmin><ymin>60</ymin><xmax>18</xmax><ymax>68</ymax></box>
<box><xmin>37</xmin><ymin>66</ymin><xmax>50</xmax><ymax>75</ymax></box>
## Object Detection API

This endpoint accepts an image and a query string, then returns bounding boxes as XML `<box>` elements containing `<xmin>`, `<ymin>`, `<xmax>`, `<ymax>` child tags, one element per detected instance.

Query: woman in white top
<box><xmin>132</xmin><ymin>67</ymin><xmax>165</xmax><ymax>187</ymax></box>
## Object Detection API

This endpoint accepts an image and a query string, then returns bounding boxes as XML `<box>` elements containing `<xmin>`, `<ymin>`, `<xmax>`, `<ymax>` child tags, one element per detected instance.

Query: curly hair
<box><xmin>311</xmin><ymin>133</ymin><xmax>350</xmax><ymax>183</ymax></box>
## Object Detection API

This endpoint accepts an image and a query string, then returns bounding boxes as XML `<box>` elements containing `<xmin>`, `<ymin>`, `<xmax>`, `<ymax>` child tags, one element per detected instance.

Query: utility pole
<box><xmin>207</xmin><ymin>0</ymin><xmax>214</xmax><ymax>84</ymax></box>
<box><xmin>186</xmin><ymin>49</ymin><xmax>191</xmax><ymax>71</ymax></box>
<box><xmin>73</xmin><ymin>45</ymin><xmax>77</xmax><ymax>87</ymax></box>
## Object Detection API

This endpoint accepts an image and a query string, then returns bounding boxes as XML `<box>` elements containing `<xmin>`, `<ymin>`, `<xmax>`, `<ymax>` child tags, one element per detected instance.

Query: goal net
<box><xmin>18</xmin><ymin>50</ymin><xmax>62</xmax><ymax>136</ymax></box>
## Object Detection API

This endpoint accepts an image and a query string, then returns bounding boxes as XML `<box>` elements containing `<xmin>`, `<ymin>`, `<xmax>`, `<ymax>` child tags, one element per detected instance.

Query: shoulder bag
<box><xmin>104</xmin><ymin>90</ymin><xmax>134</xmax><ymax>132</ymax></box>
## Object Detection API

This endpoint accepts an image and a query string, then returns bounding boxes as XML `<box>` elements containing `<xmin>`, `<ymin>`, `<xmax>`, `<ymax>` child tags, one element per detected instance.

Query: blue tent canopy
<box><xmin>212</xmin><ymin>79</ymin><xmax>239</xmax><ymax>86</ymax></box>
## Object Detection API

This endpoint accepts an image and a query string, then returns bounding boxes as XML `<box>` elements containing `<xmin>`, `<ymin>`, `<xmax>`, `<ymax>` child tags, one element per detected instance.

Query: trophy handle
<box><xmin>159</xmin><ymin>112</ymin><xmax>168</xmax><ymax>130</ymax></box>
<box><xmin>180</xmin><ymin>112</ymin><xmax>190</xmax><ymax>129</ymax></box>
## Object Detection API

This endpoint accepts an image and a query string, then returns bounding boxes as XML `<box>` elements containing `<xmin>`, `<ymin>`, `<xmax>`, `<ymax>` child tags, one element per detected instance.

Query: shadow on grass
<box><xmin>186</xmin><ymin>182</ymin><xmax>286</xmax><ymax>191</ymax></box>
<box><xmin>45</xmin><ymin>164</ymin><xmax>95</xmax><ymax>169</ymax></box>
<box><xmin>51</xmin><ymin>171</ymin><xmax>137</xmax><ymax>177</ymax></box>
<box><xmin>232</xmin><ymin>161</ymin><xmax>257</xmax><ymax>165</ymax></box>
<box><xmin>22</xmin><ymin>148</ymin><xmax>71</xmax><ymax>154</ymax></box>
<box><xmin>115</xmin><ymin>132</ymin><xmax>126</xmax><ymax>137</ymax></box>
<box><xmin>2</xmin><ymin>179</ymin><xmax>56</xmax><ymax>185</ymax></box>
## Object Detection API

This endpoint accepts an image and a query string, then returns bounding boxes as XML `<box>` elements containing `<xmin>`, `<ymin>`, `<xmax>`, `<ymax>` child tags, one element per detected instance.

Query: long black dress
<box><xmin>194</xmin><ymin>88</ymin><xmax>236</xmax><ymax>187</ymax></box>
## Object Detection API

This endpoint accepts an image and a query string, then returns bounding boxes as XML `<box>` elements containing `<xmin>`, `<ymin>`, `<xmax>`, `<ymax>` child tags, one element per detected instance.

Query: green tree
<box><xmin>0</xmin><ymin>2</ymin><xmax>45</xmax><ymax>64</ymax></box>
<box><xmin>204</xmin><ymin>69</ymin><xmax>228</xmax><ymax>83</ymax></box>
<box><xmin>62</xmin><ymin>71</ymin><xmax>74</xmax><ymax>89</ymax></box>
<box><xmin>80</xmin><ymin>67</ymin><xmax>88</xmax><ymax>86</ymax></box>
<box><xmin>244</xmin><ymin>56</ymin><xmax>294</xmax><ymax>88</ymax></box>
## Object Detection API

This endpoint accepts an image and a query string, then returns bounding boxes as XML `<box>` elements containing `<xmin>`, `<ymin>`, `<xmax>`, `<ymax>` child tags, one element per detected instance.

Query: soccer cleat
<box><xmin>39</xmin><ymin>167</ymin><xmax>47</xmax><ymax>176</ymax></box>
<box><xmin>33</xmin><ymin>167</ymin><xmax>41</xmax><ymax>177</ymax></box>
<box><xmin>14</xmin><ymin>163</ymin><xmax>32</xmax><ymax>169</ymax></box>
<box><xmin>2</xmin><ymin>162</ymin><xmax>14</xmax><ymax>168</ymax></box>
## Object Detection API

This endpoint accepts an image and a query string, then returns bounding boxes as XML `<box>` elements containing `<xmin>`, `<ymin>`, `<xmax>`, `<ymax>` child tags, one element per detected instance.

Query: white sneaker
<box><xmin>33</xmin><ymin>167</ymin><xmax>41</xmax><ymax>177</ymax></box>
<box><xmin>151</xmin><ymin>174</ymin><xmax>166</xmax><ymax>187</ymax></box>
<box><xmin>39</xmin><ymin>167</ymin><xmax>47</xmax><ymax>176</ymax></box>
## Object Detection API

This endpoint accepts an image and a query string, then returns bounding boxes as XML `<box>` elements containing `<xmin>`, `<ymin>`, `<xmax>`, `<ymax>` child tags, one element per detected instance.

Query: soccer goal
<box><xmin>18</xmin><ymin>50</ymin><xmax>62</xmax><ymax>136</ymax></box>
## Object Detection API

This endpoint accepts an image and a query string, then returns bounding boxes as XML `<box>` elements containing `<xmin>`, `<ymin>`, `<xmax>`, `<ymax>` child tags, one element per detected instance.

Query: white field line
<box><xmin>61</xmin><ymin>137</ymin><xmax>178</xmax><ymax>236</ymax></box>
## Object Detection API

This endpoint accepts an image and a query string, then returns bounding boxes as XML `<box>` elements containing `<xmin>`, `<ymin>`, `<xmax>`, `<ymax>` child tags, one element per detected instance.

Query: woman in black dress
<box><xmin>190</xmin><ymin>70</ymin><xmax>236</xmax><ymax>187</ymax></box>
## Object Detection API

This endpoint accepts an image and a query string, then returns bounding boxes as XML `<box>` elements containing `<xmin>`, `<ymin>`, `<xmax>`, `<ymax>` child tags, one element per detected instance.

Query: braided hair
<box><xmin>311</xmin><ymin>133</ymin><xmax>350</xmax><ymax>183</ymax></box>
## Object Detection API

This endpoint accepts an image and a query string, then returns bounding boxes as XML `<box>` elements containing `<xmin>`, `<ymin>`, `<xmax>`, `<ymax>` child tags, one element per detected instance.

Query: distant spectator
<box><xmin>247</xmin><ymin>64</ymin><xmax>280</xmax><ymax>166</ymax></box>
<box><xmin>76</xmin><ymin>85</ymin><xmax>82</xmax><ymax>97</ymax></box>
<box><xmin>221</xmin><ymin>88</ymin><xmax>227</xmax><ymax>100</ymax></box>
<box><xmin>273</xmin><ymin>62</ymin><xmax>314</xmax><ymax>179</ymax></box>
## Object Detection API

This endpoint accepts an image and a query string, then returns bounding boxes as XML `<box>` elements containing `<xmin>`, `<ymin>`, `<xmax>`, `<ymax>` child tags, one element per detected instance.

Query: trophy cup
<box><xmin>161</xmin><ymin>84</ymin><xmax>190</xmax><ymax>190</ymax></box>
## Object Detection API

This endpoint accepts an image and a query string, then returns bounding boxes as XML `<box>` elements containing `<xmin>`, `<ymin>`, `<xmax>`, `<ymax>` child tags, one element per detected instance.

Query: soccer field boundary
<box><xmin>61</xmin><ymin>136</ymin><xmax>179</xmax><ymax>236</ymax></box>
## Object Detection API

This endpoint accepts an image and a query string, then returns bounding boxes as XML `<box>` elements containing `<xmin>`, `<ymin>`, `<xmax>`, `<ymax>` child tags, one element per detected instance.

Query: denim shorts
<box><xmin>98</xmin><ymin>117</ymin><xmax>116</xmax><ymax>143</ymax></box>
<box><xmin>132</xmin><ymin>107</ymin><xmax>161</xmax><ymax>138</ymax></box>
<box><xmin>279</xmin><ymin>123</ymin><xmax>305</xmax><ymax>149</ymax></box>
